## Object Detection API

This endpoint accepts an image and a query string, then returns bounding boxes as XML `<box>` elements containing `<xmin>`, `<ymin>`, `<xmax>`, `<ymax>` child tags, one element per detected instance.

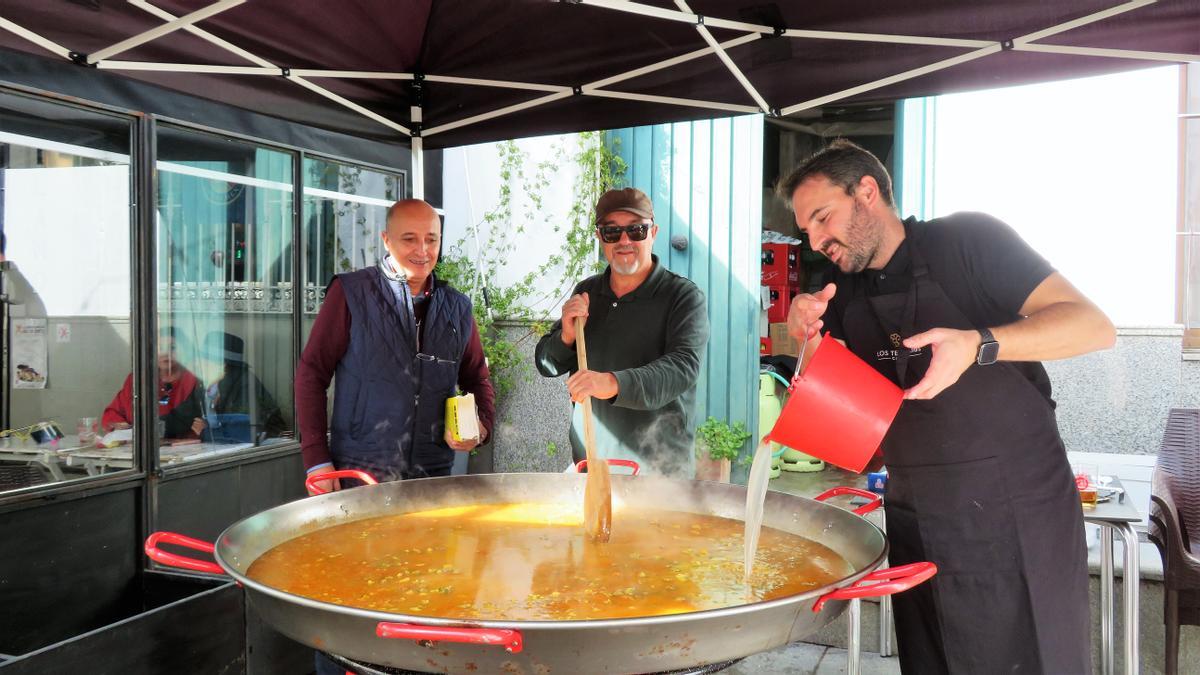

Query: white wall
<box><xmin>4</xmin><ymin>165</ymin><xmax>132</xmax><ymax>317</ymax></box>
<box><xmin>8</xmin><ymin>317</ymin><xmax>132</xmax><ymax>429</ymax></box>
<box><xmin>441</xmin><ymin>134</ymin><xmax>591</xmax><ymax>320</ymax></box>
<box><xmin>927</xmin><ymin>65</ymin><xmax>1179</xmax><ymax>326</ymax></box>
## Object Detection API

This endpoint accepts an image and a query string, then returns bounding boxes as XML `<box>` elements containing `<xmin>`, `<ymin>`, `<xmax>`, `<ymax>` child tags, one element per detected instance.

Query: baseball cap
<box><xmin>594</xmin><ymin>187</ymin><xmax>654</xmax><ymax>224</ymax></box>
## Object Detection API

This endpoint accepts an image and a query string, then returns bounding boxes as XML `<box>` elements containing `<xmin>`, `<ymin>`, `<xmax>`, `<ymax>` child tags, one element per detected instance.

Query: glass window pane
<box><xmin>156</xmin><ymin>125</ymin><xmax>295</xmax><ymax>466</ymax></box>
<box><xmin>301</xmin><ymin>157</ymin><xmax>403</xmax><ymax>340</ymax></box>
<box><xmin>0</xmin><ymin>92</ymin><xmax>134</xmax><ymax>493</ymax></box>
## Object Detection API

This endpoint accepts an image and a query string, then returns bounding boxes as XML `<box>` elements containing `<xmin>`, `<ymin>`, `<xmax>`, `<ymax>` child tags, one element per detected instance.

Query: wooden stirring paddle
<box><xmin>575</xmin><ymin>316</ymin><xmax>613</xmax><ymax>543</ymax></box>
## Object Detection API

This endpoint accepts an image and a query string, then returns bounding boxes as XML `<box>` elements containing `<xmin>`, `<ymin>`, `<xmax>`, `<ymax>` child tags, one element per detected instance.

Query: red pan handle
<box><xmin>145</xmin><ymin>532</ymin><xmax>225</xmax><ymax>575</ymax></box>
<box><xmin>814</xmin><ymin>486</ymin><xmax>882</xmax><ymax>515</ymax></box>
<box><xmin>376</xmin><ymin>623</ymin><xmax>524</xmax><ymax>653</ymax></box>
<box><xmin>573</xmin><ymin>459</ymin><xmax>640</xmax><ymax>476</ymax></box>
<box><xmin>305</xmin><ymin>469</ymin><xmax>379</xmax><ymax>495</ymax></box>
<box><xmin>812</xmin><ymin>562</ymin><xmax>937</xmax><ymax>613</ymax></box>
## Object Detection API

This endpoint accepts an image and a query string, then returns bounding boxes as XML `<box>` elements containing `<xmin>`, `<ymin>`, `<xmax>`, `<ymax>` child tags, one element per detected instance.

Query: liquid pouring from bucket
<box><xmin>745</xmin><ymin>322</ymin><xmax>815</xmax><ymax>583</ymax></box>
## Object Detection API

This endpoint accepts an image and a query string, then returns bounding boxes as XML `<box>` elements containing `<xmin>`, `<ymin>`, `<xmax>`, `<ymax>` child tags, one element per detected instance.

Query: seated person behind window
<box><xmin>102</xmin><ymin>329</ymin><xmax>207</xmax><ymax>440</ymax></box>
<box><xmin>201</xmin><ymin>331</ymin><xmax>286</xmax><ymax>442</ymax></box>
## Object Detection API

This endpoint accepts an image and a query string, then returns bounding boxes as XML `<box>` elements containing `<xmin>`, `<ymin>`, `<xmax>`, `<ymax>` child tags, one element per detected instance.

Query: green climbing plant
<box><xmin>435</xmin><ymin>132</ymin><xmax>626</xmax><ymax>400</ymax></box>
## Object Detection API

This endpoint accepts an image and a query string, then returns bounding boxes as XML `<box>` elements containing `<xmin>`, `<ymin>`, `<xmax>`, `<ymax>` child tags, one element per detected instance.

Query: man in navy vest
<box><xmin>296</xmin><ymin>199</ymin><xmax>495</xmax><ymax>492</ymax></box>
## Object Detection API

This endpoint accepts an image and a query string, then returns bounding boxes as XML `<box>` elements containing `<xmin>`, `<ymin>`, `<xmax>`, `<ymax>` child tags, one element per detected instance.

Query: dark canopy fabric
<box><xmin>0</xmin><ymin>0</ymin><xmax>1196</xmax><ymax>149</ymax></box>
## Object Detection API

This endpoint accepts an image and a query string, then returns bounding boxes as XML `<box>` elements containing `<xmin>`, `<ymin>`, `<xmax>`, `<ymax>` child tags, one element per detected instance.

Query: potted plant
<box><xmin>694</xmin><ymin>416</ymin><xmax>752</xmax><ymax>483</ymax></box>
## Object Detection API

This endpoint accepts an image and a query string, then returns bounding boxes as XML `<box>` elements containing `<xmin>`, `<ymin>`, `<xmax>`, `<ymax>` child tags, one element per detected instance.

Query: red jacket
<box><xmin>102</xmin><ymin>368</ymin><xmax>203</xmax><ymax>439</ymax></box>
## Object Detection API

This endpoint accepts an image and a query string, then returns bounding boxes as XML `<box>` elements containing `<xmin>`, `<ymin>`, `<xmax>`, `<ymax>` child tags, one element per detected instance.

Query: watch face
<box><xmin>978</xmin><ymin>341</ymin><xmax>1000</xmax><ymax>365</ymax></box>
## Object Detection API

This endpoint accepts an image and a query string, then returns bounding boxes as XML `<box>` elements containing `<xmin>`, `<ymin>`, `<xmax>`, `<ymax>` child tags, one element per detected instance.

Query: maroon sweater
<box><xmin>295</xmin><ymin>278</ymin><xmax>496</xmax><ymax>470</ymax></box>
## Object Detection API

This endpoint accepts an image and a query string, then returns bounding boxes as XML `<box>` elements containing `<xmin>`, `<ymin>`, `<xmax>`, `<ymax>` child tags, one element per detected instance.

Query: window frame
<box><xmin>0</xmin><ymin>85</ymin><xmax>144</xmax><ymax>506</ymax></box>
<box><xmin>300</xmin><ymin>154</ymin><xmax>407</xmax><ymax>320</ymax></box>
<box><xmin>0</xmin><ymin>81</ymin><xmax>409</xmax><ymax>504</ymax></box>
<box><xmin>1179</xmin><ymin>64</ymin><xmax>1200</xmax><ymax>352</ymax></box>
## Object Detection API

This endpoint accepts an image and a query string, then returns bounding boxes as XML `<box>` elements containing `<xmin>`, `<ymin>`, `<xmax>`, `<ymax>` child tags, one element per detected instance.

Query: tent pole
<box><xmin>411</xmin><ymin>137</ymin><xmax>424</xmax><ymax>200</ymax></box>
<box><xmin>411</xmin><ymin>103</ymin><xmax>424</xmax><ymax>200</ymax></box>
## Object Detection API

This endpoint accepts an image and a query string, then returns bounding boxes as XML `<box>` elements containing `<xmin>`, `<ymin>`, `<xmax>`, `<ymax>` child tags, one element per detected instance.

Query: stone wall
<box><xmin>1047</xmin><ymin>327</ymin><xmax>1200</xmax><ymax>456</ymax></box>
<box><xmin>488</xmin><ymin>324</ymin><xmax>575</xmax><ymax>474</ymax></box>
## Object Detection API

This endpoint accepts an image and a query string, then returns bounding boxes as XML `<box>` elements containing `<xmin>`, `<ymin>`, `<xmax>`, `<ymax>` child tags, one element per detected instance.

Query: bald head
<box><xmin>386</xmin><ymin>199</ymin><xmax>440</xmax><ymax>234</ymax></box>
<box><xmin>381</xmin><ymin>199</ymin><xmax>441</xmax><ymax>292</ymax></box>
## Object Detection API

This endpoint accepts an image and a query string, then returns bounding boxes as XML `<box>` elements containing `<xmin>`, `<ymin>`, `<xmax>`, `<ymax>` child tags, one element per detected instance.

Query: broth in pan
<box><xmin>247</xmin><ymin>503</ymin><xmax>852</xmax><ymax>620</ymax></box>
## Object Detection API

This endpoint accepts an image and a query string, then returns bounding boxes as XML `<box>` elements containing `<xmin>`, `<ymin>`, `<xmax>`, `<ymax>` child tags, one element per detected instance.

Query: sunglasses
<box><xmin>597</xmin><ymin>222</ymin><xmax>652</xmax><ymax>244</ymax></box>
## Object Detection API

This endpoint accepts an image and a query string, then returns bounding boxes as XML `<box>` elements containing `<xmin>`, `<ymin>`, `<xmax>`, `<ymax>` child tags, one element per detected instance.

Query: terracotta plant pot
<box><xmin>695</xmin><ymin>454</ymin><xmax>732</xmax><ymax>483</ymax></box>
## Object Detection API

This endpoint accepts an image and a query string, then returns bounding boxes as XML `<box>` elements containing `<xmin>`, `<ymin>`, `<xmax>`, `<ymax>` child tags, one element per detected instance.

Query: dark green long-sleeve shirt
<box><xmin>534</xmin><ymin>257</ymin><xmax>709</xmax><ymax>478</ymax></box>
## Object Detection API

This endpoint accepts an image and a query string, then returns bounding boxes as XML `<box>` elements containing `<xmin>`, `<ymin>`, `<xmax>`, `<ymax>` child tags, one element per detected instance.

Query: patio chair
<box><xmin>1148</xmin><ymin>408</ymin><xmax>1200</xmax><ymax>675</ymax></box>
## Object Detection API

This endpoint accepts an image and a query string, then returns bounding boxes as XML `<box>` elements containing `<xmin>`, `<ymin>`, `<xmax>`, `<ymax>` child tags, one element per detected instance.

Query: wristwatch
<box><xmin>976</xmin><ymin>327</ymin><xmax>1000</xmax><ymax>366</ymax></box>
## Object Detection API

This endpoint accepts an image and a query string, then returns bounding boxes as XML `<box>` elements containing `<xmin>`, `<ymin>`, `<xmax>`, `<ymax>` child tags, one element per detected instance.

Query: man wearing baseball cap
<box><xmin>535</xmin><ymin>187</ymin><xmax>709</xmax><ymax>477</ymax></box>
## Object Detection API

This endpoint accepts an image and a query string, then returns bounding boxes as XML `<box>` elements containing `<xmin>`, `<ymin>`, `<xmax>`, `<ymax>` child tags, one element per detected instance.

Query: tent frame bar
<box><xmin>675</xmin><ymin>0</ymin><xmax>771</xmax><ymax>114</ymax></box>
<box><xmin>1013</xmin><ymin>0</ymin><xmax>1155</xmax><ymax>45</ymax></box>
<box><xmin>584</xmin><ymin>89</ymin><xmax>759</xmax><ymax>114</ymax></box>
<box><xmin>781</xmin><ymin>28</ymin><xmax>992</xmax><ymax>49</ymax></box>
<box><xmin>585</xmin><ymin>33</ymin><xmax>760</xmax><ymax>90</ymax></box>
<box><xmin>126</xmin><ymin>0</ymin><xmax>411</xmax><ymax>136</ymax></box>
<box><xmin>129</xmin><ymin>0</ymin><xmax>268</xmax><ymax>66</ymax></box>
<box><xmin>88</xmin><ymin>0</ymin><xmax>244</xmax><ymax>64</ymax></box>
<box><xmin>1</xmin><ymin>0</ymin><xmax>1195</xmax><ymax>168</ymax></box>
<box><xmin>0</xmin><ymin>16</ymin><xmax>70</xmax><ymax>58</ymax></box>
<box><xmin>779</xmin><ymin>0</ymin><xmax>1168</xmax><ymax>115</ymax></box>
<box><xmin>1015</xmin><ymin>43</ymin><xmax>1200</xmax><ymax>64</ymax></box>
<box><xmin>781</xmin><ymin>45</ymin><xmax>1004</xmax><ymax>116</ymax></box>
<box><xmin>97</xmin><ymin>62</ymin><xmax>275</xmax><ymax>75</ymax></box>
<box><xmin>423</xmin><ymin>92</ymin><xmax>574</xmax><ymax>138</ymax></box>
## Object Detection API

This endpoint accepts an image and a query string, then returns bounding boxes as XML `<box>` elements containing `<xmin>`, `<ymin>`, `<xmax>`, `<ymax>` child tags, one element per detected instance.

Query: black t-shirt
<box><xmin>822</xmin><ymin>212</ymin><xmax>1057</xmax><ymax>403</ymax></box>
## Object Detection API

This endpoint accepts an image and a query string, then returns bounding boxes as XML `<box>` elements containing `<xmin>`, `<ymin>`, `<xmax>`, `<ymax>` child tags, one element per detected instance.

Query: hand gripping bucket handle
<box><xmin>767</xmin><ymin>335</ymin><xmax>903</xmax><ymax>473</ymax></box>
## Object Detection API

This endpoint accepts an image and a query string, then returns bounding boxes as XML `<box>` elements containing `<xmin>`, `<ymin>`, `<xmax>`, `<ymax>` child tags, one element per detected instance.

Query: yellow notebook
<box><xmin>445</xmin><ymin>393</ymin><xmax>480</xmax><ymax>442</ymax></box>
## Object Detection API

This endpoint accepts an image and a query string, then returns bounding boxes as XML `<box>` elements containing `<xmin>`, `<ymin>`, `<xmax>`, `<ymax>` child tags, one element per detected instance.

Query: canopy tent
<box><xmin>1</xmin><ymin>0</ymin><xmax>1198</xmax><ymax>192</ymax></box>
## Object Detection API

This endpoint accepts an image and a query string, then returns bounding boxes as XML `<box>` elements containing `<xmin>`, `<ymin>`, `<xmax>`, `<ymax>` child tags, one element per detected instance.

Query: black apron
<box><xmin>839</xmin><ymin>231</ymin><xmax>1091</xmax><ymax>674</ymax></box>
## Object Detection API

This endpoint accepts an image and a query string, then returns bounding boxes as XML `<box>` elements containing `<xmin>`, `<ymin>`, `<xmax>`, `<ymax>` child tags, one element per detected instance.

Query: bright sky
<box><xmin>928</xmin><ymin>65</ymin><xmax>1179</xmax><ymax>326</ymax></box>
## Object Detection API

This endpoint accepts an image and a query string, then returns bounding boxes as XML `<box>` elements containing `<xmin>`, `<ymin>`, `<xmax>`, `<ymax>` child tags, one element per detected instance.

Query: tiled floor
<box><xmin>725</xmin><ymin>642</ymin><xmax>901</xmax><ymax>675</ymax></box>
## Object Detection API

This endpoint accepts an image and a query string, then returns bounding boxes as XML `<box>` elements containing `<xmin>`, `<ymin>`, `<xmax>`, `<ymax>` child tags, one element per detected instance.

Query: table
<box><xmin>65</xmin><ymin>439</ymin><xmax>281</xmax><ymax>474</ymax></box>
<box><xmin>774</xmin><ymin>467</ymin><xmax>1141</xmax><ymax>674</ymax></box>
<box><xmin>0</xmin><ymin>434</ymin><xmax>90</xmax><ymax>481</ymax></box>
<box><xmin>1083</xmin><ymin>476</ymin><xmax>1141</xmax><ymax>675</ymax></box>
<box><xmin>2</xmin><ymin>433</ymin><xmax>289</xmax><ymax>480</ymax></box>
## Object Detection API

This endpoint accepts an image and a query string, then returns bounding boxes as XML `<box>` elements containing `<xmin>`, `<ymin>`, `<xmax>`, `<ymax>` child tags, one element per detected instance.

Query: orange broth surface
<box><xmin>246</xmin><ymin>503</ymin><xmax>852</xmax><ymax>620</ymax></box>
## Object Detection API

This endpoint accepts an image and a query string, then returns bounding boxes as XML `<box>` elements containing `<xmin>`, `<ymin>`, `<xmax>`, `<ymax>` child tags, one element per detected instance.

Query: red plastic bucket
<box><xmin>768</xmin><ymin>337</ymin><xmax>903</xmax><ymax>473</ymax></box>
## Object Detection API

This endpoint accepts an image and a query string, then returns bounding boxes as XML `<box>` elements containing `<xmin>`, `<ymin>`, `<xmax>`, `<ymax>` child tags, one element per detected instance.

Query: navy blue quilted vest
<box><xmin>330</xmin><ymin>266</ymin><xmax>473</xmax><ymax>480</ymax></box>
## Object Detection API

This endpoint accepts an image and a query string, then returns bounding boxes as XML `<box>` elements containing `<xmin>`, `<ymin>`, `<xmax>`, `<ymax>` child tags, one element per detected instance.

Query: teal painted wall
<box><xmin>895</xmin><ymin>97</ymin><xmax>937</xmax><ymax>221</ymax></box>
<box><xmin>610</xmin><ymin>115</ymin><xmax>764</xmax><ymax>479</ymax></box>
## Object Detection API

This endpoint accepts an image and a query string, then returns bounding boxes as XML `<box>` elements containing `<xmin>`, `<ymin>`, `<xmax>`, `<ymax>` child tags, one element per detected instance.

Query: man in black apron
<box><xmin>778</xmin><ymin>140</ymin><xmax>1116</xmax><ymax>674</ymax></box>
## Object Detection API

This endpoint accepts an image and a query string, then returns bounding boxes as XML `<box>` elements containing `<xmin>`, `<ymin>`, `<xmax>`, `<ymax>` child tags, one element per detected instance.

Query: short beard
<box><xmin>839</xmin><ymin>200</ymin><xmax>880</xmax><ymax>273</ymax></box>
<box><xmin>611</xmin><ymin>258</ymin><xmax>642</xmax><ymax>276</ymax></box>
